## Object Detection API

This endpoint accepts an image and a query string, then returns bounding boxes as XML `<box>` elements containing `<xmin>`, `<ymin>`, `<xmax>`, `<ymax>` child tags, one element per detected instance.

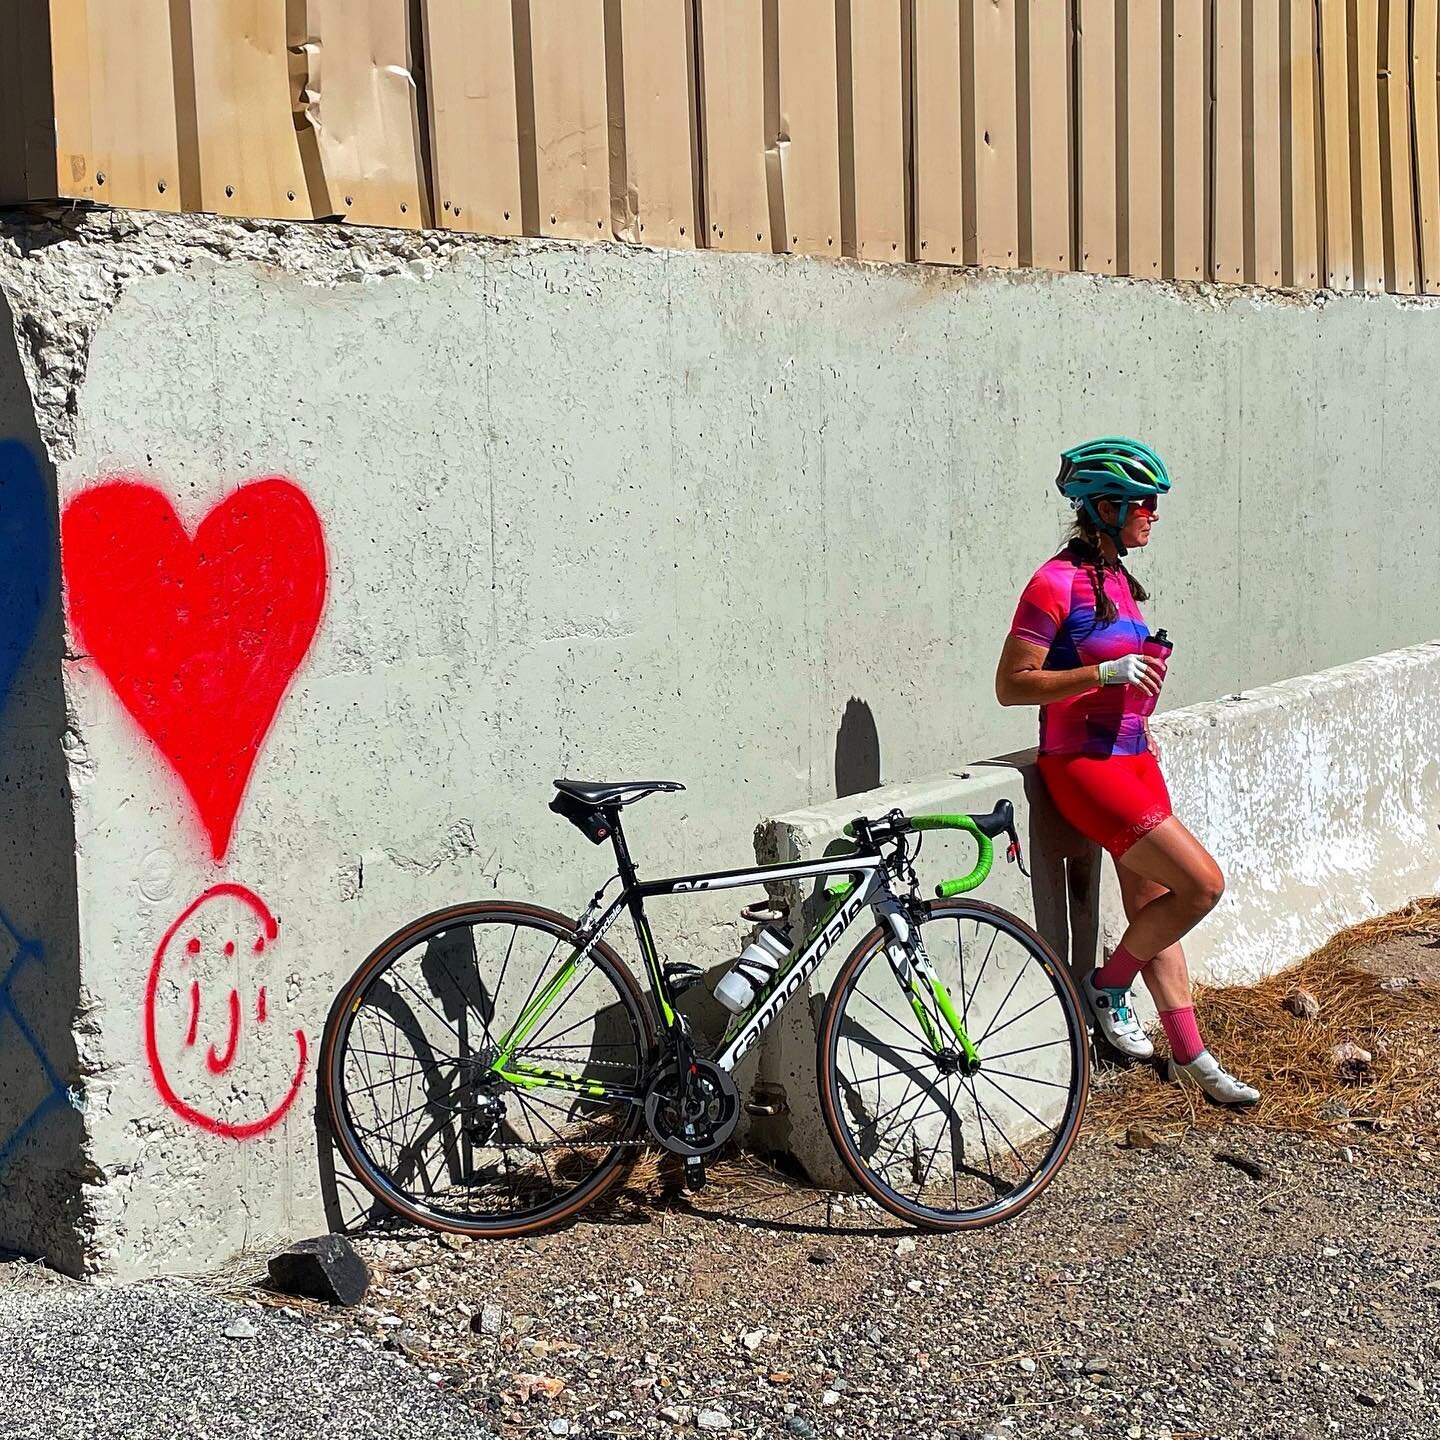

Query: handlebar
<box><xmin>915</xmin><ymin>814</ymin><xmax>996</xmax><ymax>896</ymax></box>
<box><xmin>837</xmin><ymin>799</ymin><xmax>1023</xmax><ymax>898</ymax></box>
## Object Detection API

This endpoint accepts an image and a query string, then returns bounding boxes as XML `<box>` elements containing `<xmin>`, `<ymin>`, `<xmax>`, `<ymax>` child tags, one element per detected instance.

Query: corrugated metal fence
<box><xmin>4</xmin><ymin>1</ymin><xmax>1440</xmax><ymax>294</ymax></box>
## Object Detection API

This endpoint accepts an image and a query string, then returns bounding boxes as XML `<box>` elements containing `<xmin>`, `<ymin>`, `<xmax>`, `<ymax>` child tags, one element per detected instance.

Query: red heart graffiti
<box><xmin>62</xmin><ymin>478</ymin><xmax>327</xmax><ymax>862</ymax></box>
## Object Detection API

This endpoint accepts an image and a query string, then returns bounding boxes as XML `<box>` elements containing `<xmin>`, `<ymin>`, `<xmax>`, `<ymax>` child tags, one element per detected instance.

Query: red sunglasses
<box><xmin>1129</xmin><ymin>496</ymin><xmax>1159</xmax><ymax>516</ymax></box>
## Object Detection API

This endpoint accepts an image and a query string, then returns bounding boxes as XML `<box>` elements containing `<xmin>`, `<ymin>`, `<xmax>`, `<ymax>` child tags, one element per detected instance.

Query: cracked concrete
<box><xmin>3</xmin><ymin>208</ymin><xmax>1440</xmax><ymax>1274</ymax></box>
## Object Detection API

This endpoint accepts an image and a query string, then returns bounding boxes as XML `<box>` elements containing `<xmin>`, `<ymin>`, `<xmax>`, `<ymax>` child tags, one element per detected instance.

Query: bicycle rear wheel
<box><xmin>322</xmin><ymin>901</ymin><xmax>657</xmax><ymax>1237</ymax></box>
<box><xmin>817</xmin><ymin>898</ymin><xmax>1088</xmax><ymax>1229</ymax></box>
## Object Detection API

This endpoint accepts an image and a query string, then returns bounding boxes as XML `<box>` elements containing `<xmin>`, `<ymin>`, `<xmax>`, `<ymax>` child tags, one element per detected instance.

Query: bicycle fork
<box><xmin>876</xmin><ymin>898</ymin><xmax>980</xmax><ymax>1071</ymax></box>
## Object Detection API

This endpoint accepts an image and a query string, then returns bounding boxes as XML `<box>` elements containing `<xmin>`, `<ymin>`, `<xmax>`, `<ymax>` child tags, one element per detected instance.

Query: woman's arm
<box><xmin>994</xmin><ymin>635</ymin><xmax>1162</xmax><ymax>708</ymax></box>
<box><xmin>995</xmin><ymin>635</ymin><xmax>1101</xmax><ymax>707</ymax></box>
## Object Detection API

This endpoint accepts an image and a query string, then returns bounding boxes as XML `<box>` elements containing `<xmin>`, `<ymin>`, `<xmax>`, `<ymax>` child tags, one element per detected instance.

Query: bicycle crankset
<box><xmin>643</xmin><ymin>1059</ymin><xmax>741</xmax><ymax>1158</ymax></box>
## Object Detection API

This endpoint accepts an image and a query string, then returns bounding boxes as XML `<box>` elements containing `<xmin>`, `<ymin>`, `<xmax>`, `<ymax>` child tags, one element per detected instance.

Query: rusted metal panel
<box><xmin>176</xmin><ymin>0</ymin><xmax>314</xmax><ymax>220</ymax></box>
<box><xmin>914</xmin><ymin>0</ymin><xmax>965</xmax><ymax>263</ymax></box>
<box><xmin>1378</xmin><ymin>0</ymin><xmax>1417</xmax><ymax>293</ymax></box>
<box><xmin>1018</xmin><ymin>0</ymin><xmax>1072</xmax><ymax>270</ymax></box>
<box><xmin>842</xmin><ymin>0</ymin><xmax>909</xmax><ymax>260</ymax></box>
<box><xmin>964</xmin><ymin>0</ymin><xmax>1019</xmax><ymax>267</ymax></box>
<box><xmin>1119</xmin><ymin>0</ymin><xmax>1162</xmax><ymax>278</ymax></box>
<box><xmin>1075</xmin><ymin>0</ymin><xmax>1118</xmax><ymax>275</ymax></box>
<box><xmin>1162</xmin><ymin>0</ymin><xmax>1207</xmax><ymax>281</ymax></box>
<box><xmin>696</xmin><ymin>0</ymin><xmax>772</xmax><ymax>251</ymax></box>
<box><xmin>1413</xmin><ymin>0</ymin><xmax>1440</xmax><ymax>293</ymax></box>
<box><xmin>1318</xmin><ymin>0</ymin><xmax>1355</xmax><ymax>288</ymax></box>
<box><xmin>420</xmin><ymin>0</ymin><xmax>523</xmax><ymax>236</ymax></box>
<box><xmin>610</xmin><ymin>0</ymin><xmax>701</xmax><ymax>247</ymax></box>
<box><xmin>1281</xmin><ymin>0</ymin><xmax>1323</xmax><ymax>288</ymax></box>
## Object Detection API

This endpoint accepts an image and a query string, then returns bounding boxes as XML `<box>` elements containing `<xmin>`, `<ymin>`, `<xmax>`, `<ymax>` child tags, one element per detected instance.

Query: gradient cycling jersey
<box><xmin>1009</xmin><ymin>551</ymin><xmax>1151</xmax><ymax>757</ymax></box>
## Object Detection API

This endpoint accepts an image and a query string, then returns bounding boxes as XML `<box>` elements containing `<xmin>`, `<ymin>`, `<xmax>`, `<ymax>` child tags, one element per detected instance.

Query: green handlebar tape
<box><xmin>910</xmin><ymin>813</ymin><xmax>980</xmax><ymax>834</ymax></box>
<box><xmin>835</xmin><ymin>814</ymin><xmax>996</xmax><ymax>896</ymax></box>
<box><xmin>916</xmin><ymin>814</ymin><xmax>995</xmax><ymax>897</ymax></box>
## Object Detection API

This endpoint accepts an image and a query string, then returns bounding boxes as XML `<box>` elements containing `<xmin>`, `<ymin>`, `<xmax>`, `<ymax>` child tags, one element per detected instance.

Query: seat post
<box><xmin>606</xmin><ymin>807</ymin><xmax>640</xmax><ymax>888</ymax></box>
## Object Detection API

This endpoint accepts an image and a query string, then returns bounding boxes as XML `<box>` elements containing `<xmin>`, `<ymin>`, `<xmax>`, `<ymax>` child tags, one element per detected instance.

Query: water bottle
<box><xmin>714</xmin><ymin>925</ymin><xmax>791</xmax><ymax>1014</ymax></box>
<box><xmin>1137</xmin><ymin>628</ymin><xmax>1173</xmax><ymax>718</ymax></box>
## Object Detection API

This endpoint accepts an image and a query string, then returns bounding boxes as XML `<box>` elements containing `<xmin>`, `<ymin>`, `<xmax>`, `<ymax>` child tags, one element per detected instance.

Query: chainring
<box><xmin>643</xmin><ymin>1059</ymin><xmax>741</xmax><ymax>1157</ymax></box>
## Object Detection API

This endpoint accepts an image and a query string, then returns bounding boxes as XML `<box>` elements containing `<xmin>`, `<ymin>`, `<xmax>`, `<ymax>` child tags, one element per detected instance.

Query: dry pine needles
<box><xmin>1089</xmin><ymin>897</ymin><xmax>1440</xmax><ymax>1149</ymax></box>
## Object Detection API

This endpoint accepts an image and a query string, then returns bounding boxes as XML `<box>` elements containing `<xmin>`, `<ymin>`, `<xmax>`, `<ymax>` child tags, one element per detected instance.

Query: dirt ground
<box><xmin>235</xmin><ymin>911</ymin><xmax>1440</xmax><ymax>1440</ymax></box>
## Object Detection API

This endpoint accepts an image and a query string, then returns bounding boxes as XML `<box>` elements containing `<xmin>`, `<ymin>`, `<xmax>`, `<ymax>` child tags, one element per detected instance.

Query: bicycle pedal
<box><xmin>663</xmin><ymin>962</ymin><xmax>706</xmax><ymax>995</ymax></box>
<box><xmin>682</xmin><ymin>1155</ymin><xmax>706</xmax><ymax>1192</ymax></box>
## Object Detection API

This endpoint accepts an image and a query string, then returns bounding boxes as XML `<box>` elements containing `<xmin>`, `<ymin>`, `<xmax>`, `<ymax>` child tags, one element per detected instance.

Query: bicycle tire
<box><xmin>322</xmin><ymin>900</ymin><xmax>658</xmax><ymax>1238</ymax></box>
<box><xmin>817</xmin><ymin>897</ymin><xmax>1089</xmax><ymax>1230</ymax></box>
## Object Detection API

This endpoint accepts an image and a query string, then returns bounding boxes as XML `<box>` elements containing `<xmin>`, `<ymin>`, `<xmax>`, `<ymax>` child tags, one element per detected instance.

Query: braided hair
<box><xmin>1065</xmin><ymin>507</ymin><xmax>1147</xmax><ymax>628</ymax></box>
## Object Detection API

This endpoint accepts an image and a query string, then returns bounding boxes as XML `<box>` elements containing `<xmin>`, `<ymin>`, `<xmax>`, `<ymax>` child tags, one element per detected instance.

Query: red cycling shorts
<box><xmin>1037</xmin><ymin>750</ymin><xmax>1173</xmax><ymax>858</ymax></box>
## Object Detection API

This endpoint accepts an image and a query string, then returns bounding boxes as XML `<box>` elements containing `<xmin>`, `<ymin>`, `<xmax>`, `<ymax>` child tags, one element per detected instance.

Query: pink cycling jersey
<box><xmin>1009</xmin><ymin>551</ymin><xmax>1152</xmax><ymax>757</ymax></box>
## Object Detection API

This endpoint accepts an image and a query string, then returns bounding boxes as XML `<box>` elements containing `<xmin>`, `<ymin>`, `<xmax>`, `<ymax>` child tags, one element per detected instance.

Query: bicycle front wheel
<box><xmin>322</xmin><ymin>901</ymin><xmax>657</xmax><ymax>1237</ymax></box>
<box><xmin>818</xmin><ymin>898</ymin><xmax>1088</xmax><ymax>1229</ymax></box>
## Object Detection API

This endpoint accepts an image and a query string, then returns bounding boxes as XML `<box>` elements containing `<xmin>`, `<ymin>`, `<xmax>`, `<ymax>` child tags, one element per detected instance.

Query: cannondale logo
<box><xmin>729</xmin><ymin>888</ymin><xmax>869</xmax><ymax>1064</ymax></box>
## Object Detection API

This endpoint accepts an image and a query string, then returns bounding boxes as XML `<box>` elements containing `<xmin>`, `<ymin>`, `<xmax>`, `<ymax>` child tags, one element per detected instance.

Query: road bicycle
<box><xmin>321</xmin><ymin>778</ymin><xmax>1090</xmax><ymax>1236</ymax></box>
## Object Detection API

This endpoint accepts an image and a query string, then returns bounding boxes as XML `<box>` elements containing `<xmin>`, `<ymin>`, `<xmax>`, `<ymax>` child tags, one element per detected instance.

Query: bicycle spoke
<box><xmin>976</xmin><ymin>954</ymin><xmax>1030</xmax><ymax>1054</ymax></box>
<box><xmin>982</xmin><ymin>1066</ymin><xmax>1071</xmax><ymax>1091</ymax></box>
<box><xmin>330</xmin><ymin>910</ymin><xmax>649</xmax><ymax>1234</ymax></box>
<box><xmin>976</xmin><ymin>1070</ymin><xmax>1059</xmax><ymax>1138</ymax></box>
<box><xmin>978</xmin><ymin>991</ymin><xmax>1059</xmax><ymax>1047</ymax></box>
<box><xmin>963</xmin><ymin>923</ymin><xmax>1000</xmax><ymax>1021</ymax></box>
<box><xmin>956</xmin><ymin>919</ymin><xmax>971</xmax><ymax>1028</ymax></box>
<box><xmin>982</xmin><ymin>1036</ymin><xmax>1071</xmax><ymax>1064</ymax></box>
<box><xmin>824</xmin><ymin>901</ymin><xmax>1086</xmax><ymax>1228</ymax></box>
<box><xmin>851</xmin><ymin>988</ymin><xmax>933</xmax><ymax>1054</ymax></box>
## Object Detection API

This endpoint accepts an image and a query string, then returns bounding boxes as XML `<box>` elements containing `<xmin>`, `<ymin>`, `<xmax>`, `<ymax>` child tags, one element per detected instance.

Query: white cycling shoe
<box><xmin>1168</xmin><ymin>1050</ymin><xmax>1261</xmax><ymax>1106</ymax></box>
<box><xmin>1083</xmin><ymin>972</ymin><xmax>1155</xmax><ymax>1060</ymax></box>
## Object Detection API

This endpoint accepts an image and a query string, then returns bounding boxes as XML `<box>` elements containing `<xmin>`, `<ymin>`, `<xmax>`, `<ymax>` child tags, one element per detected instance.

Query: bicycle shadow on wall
<box><xmin>315</xmin><ymin>926</ymin><xmax>641</xmax><ymax>1237</ymax></box>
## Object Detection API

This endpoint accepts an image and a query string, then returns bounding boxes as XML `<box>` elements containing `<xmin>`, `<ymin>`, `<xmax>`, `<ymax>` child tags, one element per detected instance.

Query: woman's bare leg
<box><xmin>1112</xmin><ymin>833</ymin><xmax>1258</xmax><ymax>1102</ymax></box>
<box><xmin>1111</xmin><ymin>817</ymin><xmax>1224</xmax><ymax>963</ymax></box>
<box><xmin>1113</xmin><ymin>862</ymin><xmax>1193</xmax><ymax>1012</ymax></box>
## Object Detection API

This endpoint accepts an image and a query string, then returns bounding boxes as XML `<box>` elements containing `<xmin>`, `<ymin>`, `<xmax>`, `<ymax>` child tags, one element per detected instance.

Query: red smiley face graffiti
<box><xmin>145</xmin><ymin>884</ymin><xmax>308</xmax><ymax>1139</ymax></box>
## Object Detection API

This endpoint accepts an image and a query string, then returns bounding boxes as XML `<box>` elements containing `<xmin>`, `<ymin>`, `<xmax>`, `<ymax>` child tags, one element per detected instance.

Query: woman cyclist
<box><xmin>994</xmin><ymin>438</ymin><xmax>1259</xmax><ymax>1106</ymax></box>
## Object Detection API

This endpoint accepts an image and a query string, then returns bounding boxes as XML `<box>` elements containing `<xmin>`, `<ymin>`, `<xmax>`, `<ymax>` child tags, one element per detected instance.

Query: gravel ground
<box><xmin>288</xmin><ymin>1114</ymin><xmax>1440</xmax><ymax>1440</ymax></box>
<box><xmin>0</xmin><ymin>1275</ymin><xmax>493</xmax><ymax>1439</ymax></box>
<box><xmin>5</xmin><ymin>929</ymin><xmax>1439</xmax><ymax>1440</ymax></box>
<box><xmin>5</xmin><ymin>1123</ymin><xmax>1431</xmax><ymax>1440</ymax></box>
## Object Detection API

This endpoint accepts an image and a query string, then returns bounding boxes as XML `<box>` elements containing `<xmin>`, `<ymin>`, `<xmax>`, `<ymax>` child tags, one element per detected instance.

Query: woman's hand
<box><xmin>1145</xmin><ymin>722</ymin><xmax>1161</xmax><ymax>760</ymax></box>
<box><xmin>1098</xmin><ymin>653</ymin><xmax>1164</xmax><ymax>694</ymax></box>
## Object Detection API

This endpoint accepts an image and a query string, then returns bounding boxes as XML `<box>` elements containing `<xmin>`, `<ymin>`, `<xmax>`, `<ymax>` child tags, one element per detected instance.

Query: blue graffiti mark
<box><xmin>0</xmin><ymin>439</ymin><xmax>50</xmax><ymax>714</ymax></box>
<box><xmin>0</xmin><ymin>909</ymin><xmax>74</xmax><ymax>1172</ymax></box>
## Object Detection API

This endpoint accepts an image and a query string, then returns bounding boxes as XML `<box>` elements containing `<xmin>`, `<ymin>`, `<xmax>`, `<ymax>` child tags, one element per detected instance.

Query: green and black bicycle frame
<box><xmin>488</xmin><ymin>798</ymin><xmax>1023</xmax><ymax>1107</ymax></box>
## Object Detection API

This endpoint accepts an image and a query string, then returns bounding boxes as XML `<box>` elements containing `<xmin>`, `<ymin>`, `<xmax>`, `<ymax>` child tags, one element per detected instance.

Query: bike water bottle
<box><xmin>1138</xmin><ymin>628</ymin><xmax>1173</xmax><ymax>718</ymax></box>
<box><xmin>714</xmin><ymin>925</ymin><xmax>791</xmax><ymax>1014</ymax></box>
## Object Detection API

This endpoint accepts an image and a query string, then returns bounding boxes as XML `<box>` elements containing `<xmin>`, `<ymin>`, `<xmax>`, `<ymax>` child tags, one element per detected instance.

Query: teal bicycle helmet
<box><xmin>1055</xmin><ymin>437</ymin><xmax>1171</xmax><ymax>553</ymax></box>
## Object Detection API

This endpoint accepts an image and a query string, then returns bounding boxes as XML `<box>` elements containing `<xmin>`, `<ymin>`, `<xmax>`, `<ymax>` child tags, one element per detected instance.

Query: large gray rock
<box><xmin>267</xmin><ymin>1235</ymin><xmax>370</xmax><ymax>1306</ymax></box>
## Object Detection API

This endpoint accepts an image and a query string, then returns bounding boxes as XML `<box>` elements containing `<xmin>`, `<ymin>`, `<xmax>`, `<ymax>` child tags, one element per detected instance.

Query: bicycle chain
<box><xmin>481</xmin><ymin>1047</ymin><xmax>652</xmax><ymax>1150</ymax></box>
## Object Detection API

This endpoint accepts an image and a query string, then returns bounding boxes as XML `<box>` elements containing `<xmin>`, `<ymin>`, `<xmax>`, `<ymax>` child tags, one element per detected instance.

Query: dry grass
<box><xmin>1089</xmin><ymin>897</ymin><xmax>1440</xmax><ymax>1149</ymax></box>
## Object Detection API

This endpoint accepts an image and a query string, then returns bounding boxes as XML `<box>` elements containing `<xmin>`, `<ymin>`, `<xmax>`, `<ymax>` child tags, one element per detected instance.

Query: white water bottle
<box><xmin>714</xmin><ymin>925</ymin><xmax>791</xmax><ymax>1014</ymax></box>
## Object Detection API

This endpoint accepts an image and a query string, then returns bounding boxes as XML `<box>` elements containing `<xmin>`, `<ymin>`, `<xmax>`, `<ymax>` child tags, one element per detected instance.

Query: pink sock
<box><xmin>1091</xmin><ymin>943</ymin><xmax>1146</xmax><ymax>990</ymax></box>
<box><xmin>1160</xmin><ymin>1006</ymin><xmax>1205</xmax><ymax>1064</ymax></box>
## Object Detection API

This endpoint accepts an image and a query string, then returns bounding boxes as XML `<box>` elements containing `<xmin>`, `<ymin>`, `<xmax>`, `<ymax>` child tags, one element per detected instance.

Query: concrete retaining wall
<box><xmin>757</xmin><ymin>640</ymin><xmax>1440</xmax><ymax>1185</ymax></box>
<box><xmin>2</xmin><ymin>209</ymin><xmax>1440</xmax><ymax>1273</ymax></box>
<box><xmin>1119</xmin><ymin>640</ymin><xmax>1440</xmax><ymax>985</ymax></box>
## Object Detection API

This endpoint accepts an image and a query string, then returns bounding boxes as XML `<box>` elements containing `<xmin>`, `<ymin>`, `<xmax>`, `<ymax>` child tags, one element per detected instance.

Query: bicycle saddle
<box><xmin>552</xmin><ymin>778</ymin><xmax>686</xmax><ymax>807</ymax></box>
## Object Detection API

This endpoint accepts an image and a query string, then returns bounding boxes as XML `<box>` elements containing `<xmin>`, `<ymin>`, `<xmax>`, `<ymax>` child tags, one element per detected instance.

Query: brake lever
<box><xmin>1005</xmin><ymin>826</ymin><xmax>1031</xmax><ymax>879</ymax></box>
